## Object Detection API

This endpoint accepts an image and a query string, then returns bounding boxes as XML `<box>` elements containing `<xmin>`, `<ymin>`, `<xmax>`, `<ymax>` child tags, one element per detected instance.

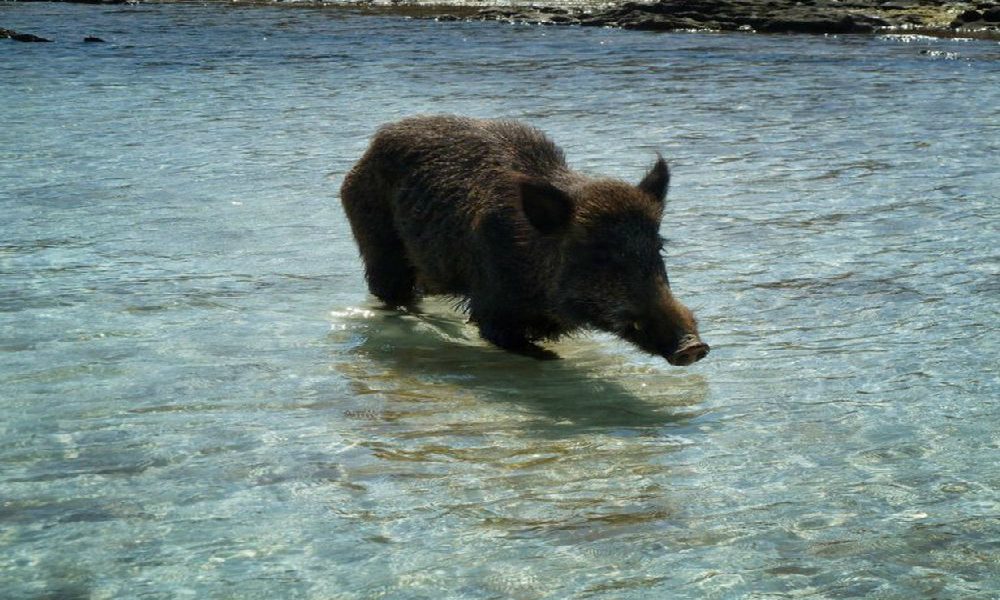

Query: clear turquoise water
<box><xmin>1</xmin><ymin>4</ymin><xmax>998</xmax><ymax>598</ymax></box>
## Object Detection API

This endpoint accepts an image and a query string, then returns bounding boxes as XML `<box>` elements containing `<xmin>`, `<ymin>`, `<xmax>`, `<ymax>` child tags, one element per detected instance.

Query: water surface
<box><xmin>1</xmin><ymin>4</ymin><xmax>998</xmax><ymax>598</ymax></box>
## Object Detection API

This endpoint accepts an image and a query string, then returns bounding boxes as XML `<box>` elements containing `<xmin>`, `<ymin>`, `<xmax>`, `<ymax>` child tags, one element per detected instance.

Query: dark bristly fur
<box><xmin>340</xmin><ymin>115</ymin><xmax>708</xmax><ymax>365</ymax></box>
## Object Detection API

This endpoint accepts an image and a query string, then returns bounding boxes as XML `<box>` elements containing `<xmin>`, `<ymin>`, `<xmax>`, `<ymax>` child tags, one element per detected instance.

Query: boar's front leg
<box><xmin>472</xmin><ymin>306</ymin><xmax>559</xmax><ymax>360</ymax></box>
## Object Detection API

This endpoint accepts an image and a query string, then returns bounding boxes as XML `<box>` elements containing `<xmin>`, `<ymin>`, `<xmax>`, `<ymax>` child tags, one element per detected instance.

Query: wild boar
<box><xmin>339</xmin><ymin>115</ymin><xmax>708</xmax><ymax>365</ymax></box>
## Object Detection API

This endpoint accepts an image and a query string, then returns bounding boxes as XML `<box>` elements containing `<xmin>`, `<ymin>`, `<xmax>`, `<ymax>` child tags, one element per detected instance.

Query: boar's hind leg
<box><xmin>341</xmin><ymin>169</ymin><xmax>417</xmax><ymax>309</ymax></box>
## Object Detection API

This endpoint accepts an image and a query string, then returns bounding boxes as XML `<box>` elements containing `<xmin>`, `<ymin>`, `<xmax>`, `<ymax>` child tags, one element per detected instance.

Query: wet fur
<box><xmin>340</xmin><ymin>115</ymin><xmax>695</xmax><ymax>359</ymax></box>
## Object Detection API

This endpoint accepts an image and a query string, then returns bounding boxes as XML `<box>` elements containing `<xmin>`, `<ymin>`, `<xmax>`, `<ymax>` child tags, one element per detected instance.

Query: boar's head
<box><xmin>516</xmin><ymin>157</ymin><xmax>709</xmax><ymax>366</ymax></box>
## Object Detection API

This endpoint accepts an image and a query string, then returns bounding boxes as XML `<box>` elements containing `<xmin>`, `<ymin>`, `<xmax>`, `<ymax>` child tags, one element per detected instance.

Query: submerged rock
<box><xmin>1</xmin><ymin>28</ymin><xmax>52</xmax><ymax>42</ymax></box>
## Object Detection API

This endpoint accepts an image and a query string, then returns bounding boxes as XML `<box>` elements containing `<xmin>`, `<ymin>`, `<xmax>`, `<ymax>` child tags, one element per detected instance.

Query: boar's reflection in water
<box><xmin>329</xmin><ymin>305</ymin><xmax>708</xmax><ymax>430</ymax></box>
<box><xmin>340</xmin><ymin>116</ymin><xmax>708</xmax><ymax>366</ymax></box>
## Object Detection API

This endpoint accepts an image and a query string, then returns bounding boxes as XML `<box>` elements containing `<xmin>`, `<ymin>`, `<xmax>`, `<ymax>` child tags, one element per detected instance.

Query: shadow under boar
<box><xmin>340</xmin><ymin>115</ymin><xmax>708</xmax><ymax>366</ymax></box>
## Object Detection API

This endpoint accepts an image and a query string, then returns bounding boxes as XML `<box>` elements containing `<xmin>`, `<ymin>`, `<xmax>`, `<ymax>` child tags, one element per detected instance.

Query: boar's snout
<box><xmin>623</xmin><ymin>286</ymin><xmax>708</xmax><ymax>366</ymax></box>
<box><xmin>667</xmin><ymin>334</ymin><xmax>709</xmax><ymax>366</ymax></box>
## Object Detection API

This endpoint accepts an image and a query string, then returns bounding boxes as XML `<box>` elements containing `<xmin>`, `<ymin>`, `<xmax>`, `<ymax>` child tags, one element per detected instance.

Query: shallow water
<box><xmin>2</xmin><ymin>3</ymin><xmax>999</xmax><ymax>598</ymax></box>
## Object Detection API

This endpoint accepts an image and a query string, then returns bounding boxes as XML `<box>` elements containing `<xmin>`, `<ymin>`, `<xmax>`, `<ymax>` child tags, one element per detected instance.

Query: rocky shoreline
<box><xmin>4</xmin><ymin>0</ymin><xmax>1000</xmax><ymax>40</ymax></box>
<box><xmin>437</xmin><ymin>0</ymin><xmax>1000</xmax><ymax>38</ymax></box>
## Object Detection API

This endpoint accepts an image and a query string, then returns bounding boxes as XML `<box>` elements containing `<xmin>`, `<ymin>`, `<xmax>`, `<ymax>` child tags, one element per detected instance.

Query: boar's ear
<box><xmin>638</xmin><ymin>156</ymin><xmax>670</xmax><ymax>204</ymax></box>
<box><xmin>516</xmin><ymin>176</ymin><xmax>574</xmax><ymax>235</ymax></box>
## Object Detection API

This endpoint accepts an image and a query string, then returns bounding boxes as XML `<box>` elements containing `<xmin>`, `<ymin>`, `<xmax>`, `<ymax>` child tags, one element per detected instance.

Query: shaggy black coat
<box><xmin>340</xmin><ymin>115</ymin><xmax>706</xmax><ymax>363</ymax></box>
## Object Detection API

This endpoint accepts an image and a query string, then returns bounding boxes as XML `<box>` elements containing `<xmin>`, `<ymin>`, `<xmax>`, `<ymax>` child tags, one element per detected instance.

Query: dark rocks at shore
<box><xmin>576</xmin><ymin>0</ymin><xmax>891</xmax><ymax>34</ymax></box>
<box><xmin>7</xmin><ymin>0</ymin><xmax>999</xmax><ymax>39</ymax></box>
<box><xmin>951</xmin><ymin>5</ymin><xmax>1000</xmax><ymax>26</ymax></box>
<box><xmin>1</xmin><ymin>28</ymin><xmax>52</xmax><ymax>42</ymax></box>
<box><xmin>451</xmin><ymin>0</ymin><xmax>1000</xmax><ymax>38</ymax></box>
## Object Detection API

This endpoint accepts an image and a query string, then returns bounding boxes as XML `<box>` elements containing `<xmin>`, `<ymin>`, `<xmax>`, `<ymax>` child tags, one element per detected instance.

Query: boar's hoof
<box><xmin>668</xmin><ymin>336</ymin><xmax>709</xmax><ymax>366</ymax></box>
<box><xmin>506</xmin><ymin>342</ymin><xmax>560</xmax><ymax>361</ymax></box>
<box><xmin>487</xmin><ymin>335</ymin><xmax>559</xmax><ymax>360</ymax></box>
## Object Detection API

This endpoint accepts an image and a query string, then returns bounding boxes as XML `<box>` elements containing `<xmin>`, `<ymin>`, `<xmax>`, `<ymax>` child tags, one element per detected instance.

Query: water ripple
<box><xmin>1</xmin><ymin>3</ymin><xmax>997</xmax><ymax>598</ymax></box>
